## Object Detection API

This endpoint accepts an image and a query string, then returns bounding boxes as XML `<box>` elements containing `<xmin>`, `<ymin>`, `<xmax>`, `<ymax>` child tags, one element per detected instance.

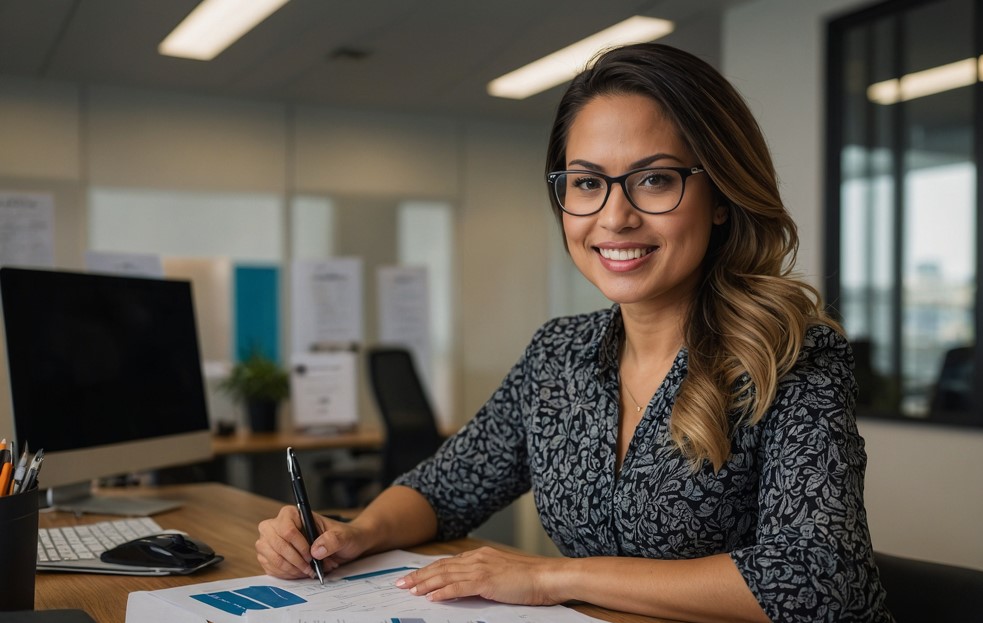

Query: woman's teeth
<box><xmin>598</xmin><ymin>247</ymin><xmax>652</xmax><ymax>261</ymax></box>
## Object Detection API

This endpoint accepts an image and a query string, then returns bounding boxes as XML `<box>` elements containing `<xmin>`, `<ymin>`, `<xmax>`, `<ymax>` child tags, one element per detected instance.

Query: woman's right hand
<box><xmin>256</xmin><ymin>505</ymin><xmax>368</xmax><ymax>579</ymax></box>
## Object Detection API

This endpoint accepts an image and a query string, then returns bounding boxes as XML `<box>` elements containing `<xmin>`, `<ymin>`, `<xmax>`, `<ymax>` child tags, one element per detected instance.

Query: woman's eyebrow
<box><xmin>566</xmin><ymin>153</ymin><xmax>683</xmax><ymax>171</ymax></box>
<box><xmin>629</xmin><ymin>153</ymin><xmax>684</xmax><ymax>169</ymax></box>
<box><xmin>566</xmin><ymin>158</ymin><xmax>603</xmax><ymax>171</ymax></box>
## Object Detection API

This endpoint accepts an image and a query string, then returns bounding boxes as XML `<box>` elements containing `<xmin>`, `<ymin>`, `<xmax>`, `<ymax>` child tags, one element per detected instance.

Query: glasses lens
<box><xmin>626</xmin><ymin>168</ymin><xmax>684</xmax><ymax>214</ymax></box>
<box><xmin>553</xmin><ymin>172</ymin><xmax>607</xmax><ymax>215</ymax></box>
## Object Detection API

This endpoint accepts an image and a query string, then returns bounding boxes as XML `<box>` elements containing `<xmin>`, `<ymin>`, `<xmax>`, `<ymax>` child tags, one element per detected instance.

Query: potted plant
<box><xmin>220</xmin><ymin>352</ymin><xmax>289</xmax><ymax>432</ymax></box>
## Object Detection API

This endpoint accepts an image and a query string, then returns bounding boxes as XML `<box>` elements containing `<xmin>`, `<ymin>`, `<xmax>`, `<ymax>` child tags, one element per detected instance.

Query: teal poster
<box><xmin>234</xmin><ymin>265</ymin><xmax>279</xmax><ymax>363</ymax></box>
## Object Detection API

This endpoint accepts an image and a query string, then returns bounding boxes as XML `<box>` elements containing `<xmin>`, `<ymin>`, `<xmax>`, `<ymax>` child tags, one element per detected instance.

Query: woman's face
<box><xmin>561</xmin><ymin>93</ymin><xmax>726</xmax><ymax>311</ymax></box>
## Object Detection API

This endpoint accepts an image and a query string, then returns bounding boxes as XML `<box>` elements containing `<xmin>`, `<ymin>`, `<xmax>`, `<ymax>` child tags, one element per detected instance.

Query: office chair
<box><xmin>319</xmin><ymin>347</ymin><xmax>444</xmax><ymax>507</ymax></box>
<box><xmin>929</xmin><ymin>345</ymin><xmax>974</xmax><ymax>417</ymax></box>
<box><xmin>874</xmin><ymin>552</ymin><xmax>983</xmax><ymax>622</ymax></box>
<box><xmin>368</xmin><ymin>347</ymin><xmax>445</xmax><ymax>484</ymax></box>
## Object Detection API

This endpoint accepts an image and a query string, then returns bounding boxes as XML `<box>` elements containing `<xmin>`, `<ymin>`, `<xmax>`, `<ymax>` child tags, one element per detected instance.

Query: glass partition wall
<box><xmin>88</xmin><ymin>189</ymin><xmax>455</xmax><ymax>427</ymax></box>
<box><xmin>826</xmin><ymin>0</ymin><xmax>981</xmax><ymax>425</ymax></box>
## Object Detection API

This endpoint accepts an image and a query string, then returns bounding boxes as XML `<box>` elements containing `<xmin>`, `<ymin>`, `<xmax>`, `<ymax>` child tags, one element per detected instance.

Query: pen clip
<box><xmin>286</xmin><ymin>446</ymin><xmax>297</xmax><ymax>477</ymax></box>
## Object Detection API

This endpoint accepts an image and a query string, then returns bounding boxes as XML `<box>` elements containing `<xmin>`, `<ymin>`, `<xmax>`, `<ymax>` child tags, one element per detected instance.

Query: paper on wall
<box><xmin>377</xmin><ymin>265</ymin><xmax>431</xmax><ymax>385</ymax></box>
<box><xmin>0</xmin><ymin>192</ymin><xmax>54</xmax><ymax>268</ymax></box>
<box><xmin>291</xmin><ymin>258</ymin><xmax>363</xmax><ymax>353</ymax></box>
<box><xmin>290</xmin><ymin>351</ymin><xmax>358</xmax><ymax>430</ymax></box>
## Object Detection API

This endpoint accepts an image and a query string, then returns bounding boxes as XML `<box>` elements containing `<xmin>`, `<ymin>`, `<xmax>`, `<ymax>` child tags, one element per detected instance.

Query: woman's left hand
<box><xmin>395</xmin><ymin>546</ymin><xmax>566</xmax><ymax>605</ymax></box>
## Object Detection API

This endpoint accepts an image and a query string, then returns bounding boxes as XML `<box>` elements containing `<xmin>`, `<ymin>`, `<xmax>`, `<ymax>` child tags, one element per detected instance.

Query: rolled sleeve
<box><xmin>730</xmin><ymin>329</ymin><xmax>891</xmax><ymax>622</ymax></box>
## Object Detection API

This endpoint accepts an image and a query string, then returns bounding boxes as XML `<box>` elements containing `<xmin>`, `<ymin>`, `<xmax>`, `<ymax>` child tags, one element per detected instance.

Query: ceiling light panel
<box><xmin>867</xmin><ymin>57</ymin><xmax>978</xmax><ymax>105</ymax></box>
<box><xmin>487</xmin><ymin>16</ymin><xmax>674</xmax><ymax>100</ymax></box>
<box><xmin>159</xmin><ymin>0</ymin><xmax>291</xmax><ymax>61</ymax></box>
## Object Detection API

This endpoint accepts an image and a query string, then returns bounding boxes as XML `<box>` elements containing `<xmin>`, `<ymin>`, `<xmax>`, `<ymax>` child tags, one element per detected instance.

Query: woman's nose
<box><xmin>598</xmin><ymin>183</ymin><xmax>640</xmax><ymax>231</ymax></box>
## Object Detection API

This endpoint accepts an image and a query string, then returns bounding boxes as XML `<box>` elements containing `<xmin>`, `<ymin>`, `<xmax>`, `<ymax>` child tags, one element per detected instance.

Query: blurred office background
<box><xmin>0</xmin><ymin>0</ymin><xmax>980</xmax><ymax>570</ymax></box>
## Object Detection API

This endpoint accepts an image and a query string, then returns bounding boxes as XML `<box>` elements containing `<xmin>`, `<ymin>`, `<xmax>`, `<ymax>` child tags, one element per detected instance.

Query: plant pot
<box><xmin>247</xmin><ymin>400</ymin><xmax>278</xmax><ymax>432</ymax></box>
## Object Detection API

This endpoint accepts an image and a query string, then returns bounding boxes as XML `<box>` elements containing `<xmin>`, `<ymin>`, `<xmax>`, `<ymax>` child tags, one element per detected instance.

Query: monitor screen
<box><xmin>0</xmin><ymin>267</ymin><xmax>213</xmax><ymax>514</ymax></box>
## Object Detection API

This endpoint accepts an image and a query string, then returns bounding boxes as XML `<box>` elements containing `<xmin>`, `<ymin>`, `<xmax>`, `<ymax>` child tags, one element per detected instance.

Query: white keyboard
<box><xmin>38</xmin><ymin>517</ymin><xmax>163</xmax><ymax>564</ymax></box>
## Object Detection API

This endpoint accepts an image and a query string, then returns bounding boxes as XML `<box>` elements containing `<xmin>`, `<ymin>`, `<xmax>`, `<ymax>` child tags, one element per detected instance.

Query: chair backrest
<box><xmin>366</xmin><ymin>347</ymin><xmax>444</xmax><ymax>485</ymax></box>
<box><xmin>875</xmin><ymin>552</ymin><xmax>983</xmax><ymax>622</ymax></box>
<box><xmin>929</xmin><ymin>345</ymin><xmax>974</xmax><ymax>416</ymax></box>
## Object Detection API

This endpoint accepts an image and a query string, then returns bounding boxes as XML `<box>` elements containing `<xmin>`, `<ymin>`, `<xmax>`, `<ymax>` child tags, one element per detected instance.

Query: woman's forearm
<box><xmin>349</xmin><ymin>485</ymin><xmax>440</xmax><ymax>555</ymax></box>
<box><xmin>548</xmin><ymin>553</ymin><xmax>769</xmax><ymax>623</ymax></box>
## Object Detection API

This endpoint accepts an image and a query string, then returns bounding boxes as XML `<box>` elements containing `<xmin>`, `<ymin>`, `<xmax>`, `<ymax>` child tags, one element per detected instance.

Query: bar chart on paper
<box><xmin>203</xmin><ymin>564</ymin><xmax>428</xmax><ymax>619</ymax></box>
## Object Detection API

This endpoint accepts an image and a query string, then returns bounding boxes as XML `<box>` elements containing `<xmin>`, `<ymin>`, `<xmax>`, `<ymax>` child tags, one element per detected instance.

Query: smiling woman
<box><xmin>256</xmin><ymin>43</ymin><xmax>895</xmax><ymax>623</ymax></box>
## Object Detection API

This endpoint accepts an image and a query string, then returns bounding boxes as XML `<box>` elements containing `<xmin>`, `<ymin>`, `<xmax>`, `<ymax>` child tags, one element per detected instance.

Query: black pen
<box><xmin>11</xmin><ymin>443</ymin><xmax>30</xmax><ymax>493</ymax></box>
<box><xmin>287</xmin><ymin>447</ymin><xmax>324</xmax><ymax>585</ymax></box>
<box><xmin>19</xmin><ymin>448</ymin><xmax>44</xmax><ymax>494</ymax></box>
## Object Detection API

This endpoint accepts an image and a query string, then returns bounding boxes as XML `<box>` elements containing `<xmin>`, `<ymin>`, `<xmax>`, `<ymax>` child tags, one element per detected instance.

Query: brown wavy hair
<box><xmin>545</xmin><ymin>43</ymin><xmax>839</xmax><ymax>471</ymax></box>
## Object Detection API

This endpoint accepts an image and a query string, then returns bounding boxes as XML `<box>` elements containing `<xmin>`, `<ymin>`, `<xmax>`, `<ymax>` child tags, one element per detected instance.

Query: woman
<box><xmin>257</xmin><ymin>43</ymin><xmax>893</xmax><ymax>623</ymax></box>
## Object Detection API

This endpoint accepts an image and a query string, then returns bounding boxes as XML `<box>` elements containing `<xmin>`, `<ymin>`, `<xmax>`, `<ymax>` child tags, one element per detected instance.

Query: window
<box><xmin>826</xmin><ymin>0</ymin><xmax>980</xmax><ymax>426</ymax></box>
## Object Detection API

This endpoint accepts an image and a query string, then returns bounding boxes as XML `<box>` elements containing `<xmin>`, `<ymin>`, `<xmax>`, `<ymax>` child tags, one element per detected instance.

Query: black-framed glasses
<box><xmin>546</xmin><ymin>166</ymin><xmax>706</xmax><ymax>216</ymax></box>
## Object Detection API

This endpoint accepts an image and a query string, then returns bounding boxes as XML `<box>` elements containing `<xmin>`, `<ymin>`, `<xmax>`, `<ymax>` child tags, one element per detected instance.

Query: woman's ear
<box><xmin>712</xmin><ymin>203</ymin><xmax>729</xmax><ymax>225</ymax></box>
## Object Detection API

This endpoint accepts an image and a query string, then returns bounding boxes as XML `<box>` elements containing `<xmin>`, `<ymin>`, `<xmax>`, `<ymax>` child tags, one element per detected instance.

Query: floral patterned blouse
<box><xmin>396</xmin><ymin>306</ymin><xmax>893</xmax><ymax>622</ymax></box>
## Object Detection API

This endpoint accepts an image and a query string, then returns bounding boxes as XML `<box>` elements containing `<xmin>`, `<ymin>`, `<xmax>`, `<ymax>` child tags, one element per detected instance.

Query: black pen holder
<box><xmin>0</xmin><ymin>487</ymin><xmax>40</xmax><ymax>611</ymax></box>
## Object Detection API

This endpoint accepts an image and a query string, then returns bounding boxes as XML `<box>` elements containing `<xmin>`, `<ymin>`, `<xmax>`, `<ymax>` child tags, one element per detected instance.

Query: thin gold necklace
<box><xmin>621</xmin><ymin>381</ymin><xmax>645</xmax><ymax>413</ymax></box>
<box><xmin>621</xmin><ymin>332</ymin><xmax>645</xmax><ymax>413</ymax></box>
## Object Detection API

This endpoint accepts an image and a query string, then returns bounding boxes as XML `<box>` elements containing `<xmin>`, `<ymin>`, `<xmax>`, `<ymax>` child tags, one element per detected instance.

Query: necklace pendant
<box><xmin>635</xmin><ymin>406</ymin><xmax>642</xmax><ymax>413</ymax></box>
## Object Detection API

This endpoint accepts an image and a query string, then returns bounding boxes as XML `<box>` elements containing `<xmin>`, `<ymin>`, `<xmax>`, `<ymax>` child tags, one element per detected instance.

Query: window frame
<box><xmin>824</xmin><ymin>0</ymin><xmax>983</xmax><ymax>427</ymax></box>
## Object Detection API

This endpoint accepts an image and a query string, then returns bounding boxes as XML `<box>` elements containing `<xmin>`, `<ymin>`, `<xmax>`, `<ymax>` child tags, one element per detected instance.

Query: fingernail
<box><xmin>312</xmin><ymin>545</ymin><xmax>326</xmax><ymax>558</ymax></box>
<box><xmin>395</xmin><ymin>577</ymin><xmax>406</xmax><ymax>587</ymax></box>
<box><xmin>410</xmin><ymin>586</ymin><xmax>418</xmax><ymax>595</ymax></box>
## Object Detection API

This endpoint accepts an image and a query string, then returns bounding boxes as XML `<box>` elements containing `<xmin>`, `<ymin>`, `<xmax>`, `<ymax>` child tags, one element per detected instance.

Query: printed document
<box><xmin>0</xmin><ymin>192</ymin><xmax>54</xmax><ymax>268</ymax></box>
<box><xmin>291</xmin><ymin>258</ymin><xmax>363</xmax><ymax>352</ymax></box>
<box><xmin>125</xmin><ymin>550</ymin><xmax>604</xmax><ymax>623</ymax></box>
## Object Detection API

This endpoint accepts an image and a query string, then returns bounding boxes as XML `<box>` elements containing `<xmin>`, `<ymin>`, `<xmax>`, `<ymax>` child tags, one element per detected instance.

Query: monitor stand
<box><xmin>45</xmin><ymin>481</ymin><xmax>183</xmax><ymax>516</ymax></box>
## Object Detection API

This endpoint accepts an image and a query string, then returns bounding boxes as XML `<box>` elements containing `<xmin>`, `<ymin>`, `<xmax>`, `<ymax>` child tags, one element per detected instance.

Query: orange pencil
<box><xmin>0</xmin><ymin>461</ymin><xmax>12</xmax><ymax>496</ymax></box>
<box><xmin>0</xmin><ymin>439</ymin><xmax>10</xmax><ymax>495</ymax></box>
<box><xmin>0</xmin><ymin>443</ymin><xmax>11</xmax><ymax>496</ymax></box>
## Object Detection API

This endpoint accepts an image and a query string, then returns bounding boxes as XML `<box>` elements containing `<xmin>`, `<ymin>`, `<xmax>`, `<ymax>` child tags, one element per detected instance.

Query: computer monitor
<box><xmin>0</xmin><ymin>267</ymin><xmax>214</xmax><ymax>515</ymax></box>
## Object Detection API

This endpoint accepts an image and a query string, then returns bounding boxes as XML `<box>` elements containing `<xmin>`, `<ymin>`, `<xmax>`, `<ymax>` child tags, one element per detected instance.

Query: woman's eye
<box><xmin>573</xmin><ymin>176</ymin><xmax>603</xmax><ymax>191</ymax></box>
<box><xmin>639</xmin><ymin>173</ymin><xmax>672</xmax><ymax>188</ymax></box>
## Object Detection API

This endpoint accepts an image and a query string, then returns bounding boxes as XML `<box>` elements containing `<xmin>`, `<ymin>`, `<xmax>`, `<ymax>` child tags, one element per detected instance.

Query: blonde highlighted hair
<box><xmin>546</xmin><ymin>43</ymin><xmax>839</xmax><ymax>471</ymax></box>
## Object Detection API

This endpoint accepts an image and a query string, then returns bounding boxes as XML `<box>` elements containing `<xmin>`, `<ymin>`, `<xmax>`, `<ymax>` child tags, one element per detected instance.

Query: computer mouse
<box><xmin>100</xmin><ymin>533</ymin><xmax>217</xmax><ymax>569</ymax></box>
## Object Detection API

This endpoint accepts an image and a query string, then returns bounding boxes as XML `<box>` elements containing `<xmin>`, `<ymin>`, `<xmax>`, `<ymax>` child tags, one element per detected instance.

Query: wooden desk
<box><xmin>35</xmin><ymin>483</ymin><xmax>678</xmax><ymax>623</ymax></box>
<box><xmin>211</xmin><ymin>427</ymin><xmax>383</xmax><ymax>456</ymax></box>
<box><xmin>211</xmin><ymin>423</ymin><xmax>456</xmax><ymax>456</ymax></box>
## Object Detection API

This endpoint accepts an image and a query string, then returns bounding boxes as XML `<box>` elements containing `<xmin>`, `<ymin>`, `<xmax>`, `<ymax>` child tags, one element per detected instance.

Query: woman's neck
<box><xmin>619</xmin><ymin>301</ymin><xmax>686</xmax><ymax>368</ymax></box>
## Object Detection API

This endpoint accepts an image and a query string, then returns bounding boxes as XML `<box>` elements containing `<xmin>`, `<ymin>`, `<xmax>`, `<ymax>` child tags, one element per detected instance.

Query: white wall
<box><xmin>458</xmin><ymin>121</ymin><xmax>553</xmax><ymax>413</ymax></box>
<box><xmin>87</xmin><ymin>86</ymin><xmax>287</xmax><ymax>192</ymax></box>
<box><xmin>724</xmin><ymin>0</ymin><xmax>983</xmax><ymax>570</ymax></box>
<box><xmin>0</xmin><ymin>78</ymin><xmax>80</xmax><ymax>181</ymax></box>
